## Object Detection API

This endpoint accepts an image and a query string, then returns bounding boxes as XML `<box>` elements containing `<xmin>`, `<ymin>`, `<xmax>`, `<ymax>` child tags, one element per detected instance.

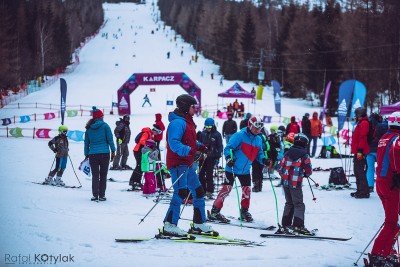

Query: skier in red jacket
<box><xmin>350</xmin><ymin>107</ymin><xmax>370</xmax><ymax>198</ymax></box>
<box><xmin>368</xmin><ymin>111</ymin><xmax>400</xmax><ymax>266</ymax></box>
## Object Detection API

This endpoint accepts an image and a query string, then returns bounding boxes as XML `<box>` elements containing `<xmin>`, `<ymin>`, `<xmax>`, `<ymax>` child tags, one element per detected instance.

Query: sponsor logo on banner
<box><xmin>119</xmin><ymin>96</ymin><xmax>128</xmax><ymax>108</ymax></box>
<box><xmin>143</xmin><ymin>76</ymin><xmax>175</xmax><ymax>82</ymax></box>
<box><xmin>338</xmin><ymin>99</ymin><xmax>347</xmax><ymax>117</ymax></box>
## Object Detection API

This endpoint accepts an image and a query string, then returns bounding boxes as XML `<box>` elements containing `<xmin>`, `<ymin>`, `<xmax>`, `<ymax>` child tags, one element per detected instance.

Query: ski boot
<box><xmin>51</xmin><ymin>176</ymin><xmax>65</xmax><ymax>186</ymax></box>
<box><xmin>189</xmin><ymin>222</ymin><xmax>219</xmax><ymax>236</ymax></box>
<box><xmin>208</xmin><ymin>206</ymin><xmax>230</xmax><ymax>223</ymax></box>
<box><xmin>290</xmin><ymin>226</ymin><xmax>314</xmax><ymax>236</ymax></box>
<box><xmin>43</xmin><ymin>176</ymin><xmax>53</xmax><ymax>185</ymax></box>
<box><xmin>110</xmin><ymin>166</ymin><xmax>121</xmax><ymax>170</ymax></box>
<box><xmin>162</xmin><ymin>222</ymin><xmax>187</xmax><ymax>237</ymax></box>
<box><xmin>240</xmin><ymin>208</ymin><xmax>254</xmax><ymax>222</ymax></box>
<box><xmin>121</xmin><ymin>165</ymin><xmax>133</xmax><ymax>170</ymax></box>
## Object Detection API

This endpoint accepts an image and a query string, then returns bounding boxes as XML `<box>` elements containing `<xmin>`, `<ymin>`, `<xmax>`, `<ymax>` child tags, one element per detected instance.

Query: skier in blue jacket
<box><xmin>209</xmin><ymin>117</ymin><xmax>269</xmax><ymax>222</ymax></box>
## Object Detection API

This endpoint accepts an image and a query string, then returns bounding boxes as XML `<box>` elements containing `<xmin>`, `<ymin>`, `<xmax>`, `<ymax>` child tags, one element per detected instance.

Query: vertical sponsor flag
<box><xmin>60</xmin><ymin>78</ymin><xmax>67</xmax><ymax>125</ymax></box>
<box><xmin>337</xmin><ymin>80</ymin><xmax>355</xmax><ymax>131</ymax></box>
<box><xmin>349</xmin><ymin>80</ymin><xmax>367</xmax><ymax>119</ymax></box>
<box><xmin>272</xmin><ymin>80</ymin><xmax>281</xmax><ymax>115</ymax></box>
<box><xmin>319</xmin><ymin>81</ymin><xmax>331</xmax><ymax>121</ymax></box>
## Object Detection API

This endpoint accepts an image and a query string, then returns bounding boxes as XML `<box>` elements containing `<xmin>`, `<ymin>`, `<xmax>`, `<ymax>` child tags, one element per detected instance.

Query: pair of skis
<box><xmin>31</xmin><ymin>181</ymin><xmax>81</xmax><ymax>189</ymax></box>
<box><xmin>116</xmin><ymin>229</ymin><xmax>264</xmax><ymax>246</ymax></box>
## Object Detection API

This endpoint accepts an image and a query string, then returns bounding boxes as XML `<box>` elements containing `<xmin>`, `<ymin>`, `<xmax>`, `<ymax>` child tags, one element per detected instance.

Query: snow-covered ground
<box><xmin>0</xmin><ymin>2</ymin><xmax>383</xmax><ymax>267</ymax></box>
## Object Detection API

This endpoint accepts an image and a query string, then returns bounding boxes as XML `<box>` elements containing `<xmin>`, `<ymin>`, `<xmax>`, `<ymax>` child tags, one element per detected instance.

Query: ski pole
<box><xmin>48</xmin><ymin>156</ymin><xmax>56</xmax><ymax>175</ymax></box>
<box><xmin>353</xmin><ymin>223</ymin><xmax>384</xmax><ymax>266</ymax></box>
<box><xmin>68</xmin><ymin>155</ymin><xmax>82</xmax><ymax>187</ymax></box>
<box><xmin>268</xmin><ymin>176</ymin><xmax>281</xmax><ymax>230</ymax></box>
<box><xmin>307</xmin><ymin>176</ymin><xmax>319</xmax><ymax>187</ymax></box>
<box><xmin>306</xmin><ymin>177</ymin><xmax>317</xmax><ymax>202</ymax></box>
<box><xmin>139</xmin><ymin>155</ymin><xmax>201</xmax><ymax>225</ymax></box>
<box><xmin>230</xmin><ymin>149</ymin><xmax>243</xmax><ymax>227</ymax></box>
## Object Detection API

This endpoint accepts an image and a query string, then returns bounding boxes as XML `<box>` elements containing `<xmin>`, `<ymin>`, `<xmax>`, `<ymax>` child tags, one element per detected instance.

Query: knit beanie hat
<box><xmin>92</xmin><ymin>106</ymin><xmax>104</xmax><ymax>119</ymax></box>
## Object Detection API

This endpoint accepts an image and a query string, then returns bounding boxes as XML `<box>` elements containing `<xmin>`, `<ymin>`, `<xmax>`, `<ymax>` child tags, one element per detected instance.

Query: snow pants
<box><xmin>90</xmin><ymin>153</ymin><xmax>109</xmax><ymax>198</ymax></box>
<box><xmin>143</xmin><ymin>172</ymin><xmax>156</xmax><ymax>194</ymax></box>
<box><xmin>213</xmin><ymin>171</ymin><xmax>251</xmax><ymax>210</ymax></box>
<box><xmin>163</xmin><ymin>165</ymin><xmax>206</xmax><ymax>225</ymax></box>
<box><xmin>353</xmin><ymin>155</ymin><xmax>369</xmax><ymax>194</ymax></box>
<box><xmin>113</xmin><ymin>142</ymin><xmax>129</xmax><ymax>168</ymax></box>
<box><xmin>199</xmin><ymin>156</ymin><xmax>217</xmax><ymax>193</ymax></box>
<box><xmin>371</xmin><ymin>178</ymin><xmax>400</xmax><ymax>257</ymax></box>
<box><xmin>49</xmin><ymin>157</ymin><xmax>68</xmax><ymax>177</ymax></box>
<box><xmin>130</xmin><ymin>150</ymin><xmax>143</xmax><ymax>185</ymax></box>
<box><xmin>282</xmin><ymin>185</ymin><xmax>305</xmax><ymax>227</ymax></box>
<box><xmin>366</xmin><ymin>152</ymin><xmax>377</xmax><ymax>188</ymax></box>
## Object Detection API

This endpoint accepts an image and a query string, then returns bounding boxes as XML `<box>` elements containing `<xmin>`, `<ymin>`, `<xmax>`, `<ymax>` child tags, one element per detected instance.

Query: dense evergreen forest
<box><xmin>158</xmin><ymin>0</ymin><xmax>400</xmax><ymax>112</ymax></box>
<box><xmin>0</xmin><ymin>0</ymin><xmax>104</xmax><ymax>91</ymax></box>
<box><xmin>1</xmin><ymin>0</ymin><xmax>399</xmax><ymax>113</ymax></box>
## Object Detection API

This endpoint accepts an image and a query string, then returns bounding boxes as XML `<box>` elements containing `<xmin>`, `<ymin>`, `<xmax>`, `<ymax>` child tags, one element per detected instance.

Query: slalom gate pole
<box><xmin>230</xmin><ymin>149</ymin><xmax>243</xmax><ymax>227</ymax></box>
<box><xmin>138</xmin><ymin>155</ymin><xmax>201</xmax><ymax>225</ymax></box>
<box><xmin>353</xmin><ymin>223</ymin><xmax>384</xmax><ymax>266</ymax></box>
<box><xmin>68</xmin><ymin>155</ymin><xmax>82</xmax><ymax>187</ymax></box>
<box><xmin>306</xmin><ymin>177</ymin><xmax>317</xmax><ymax>202</ymax></box>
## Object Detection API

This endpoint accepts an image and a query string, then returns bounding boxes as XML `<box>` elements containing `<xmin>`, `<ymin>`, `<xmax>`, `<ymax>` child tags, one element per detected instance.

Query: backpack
<box><xmin>328</xmin><ymin>167</ymin><xmax>348</xmax><ymax>185</ymax></box>
<box><xmin>135</xmin><ymin>132</ymin><xmax>144</xmax><ymax>144</ymax></box>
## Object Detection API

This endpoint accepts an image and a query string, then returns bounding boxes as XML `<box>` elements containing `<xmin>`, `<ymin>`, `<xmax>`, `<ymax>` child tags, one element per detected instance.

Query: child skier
<box><xmin>141</xmin><ymin>139</ymin><xmax>159</xmax><ymax>196</ymax></box>
<box><xmin>276</xmin><ymin>133</ymin><xmax>313</xmax><ymax>235</ymax></box>
<box><xmin>44</xmin><ymin>125</ymin><xmax>69</xmax><ymax>186</ymax></box>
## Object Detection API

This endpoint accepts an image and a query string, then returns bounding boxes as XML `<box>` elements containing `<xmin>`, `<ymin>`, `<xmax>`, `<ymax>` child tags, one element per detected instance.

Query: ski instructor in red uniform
<box><xmin>369</xmin><ymin>111</ymin><xmax>400</xmax><ymax>266</ymax></box>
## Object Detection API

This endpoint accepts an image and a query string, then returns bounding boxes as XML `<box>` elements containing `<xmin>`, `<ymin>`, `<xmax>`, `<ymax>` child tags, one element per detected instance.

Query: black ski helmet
<box><xmin>294</xmin><ymin>133</ymin><xmax>309</xmax><ymax>148</ymax></box>
<box><xmin>176</xmin><ymin>94</ymin><xmax>197</xmax><ymax>113</ymax></box>
<box><xmin>355</xmin><ymin>107</ymin><xmax>367</xmax><ymax>118</ymax></box>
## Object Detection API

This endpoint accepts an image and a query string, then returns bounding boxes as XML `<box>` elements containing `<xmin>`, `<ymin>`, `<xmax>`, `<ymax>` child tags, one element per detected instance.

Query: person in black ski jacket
<box><xmin>44</xmin><ymin>125</ymin><xmax>69</xmax><ymax>186</ymax></box>
<box><xmin>239</xmin><ymin>113</ymin><xmax>252</xmax><ymax>129</ymax></box>
<box><xmin>222</xmin><ymin>112</ymin><xmax>237</xmax><ymax>144</ymax></box>
<box><xmin>111</xmin><ymin>115</ymin><xmax>132</xmax><ymax>170</ymax></box>
<box><xmin>198</xmin><ymin>118</ymin><xmax>223</xmax><ymax>199</ymax></box>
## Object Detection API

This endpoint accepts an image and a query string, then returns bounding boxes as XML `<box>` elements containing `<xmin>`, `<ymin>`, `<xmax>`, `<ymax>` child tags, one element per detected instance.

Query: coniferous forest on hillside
<box><xmin>0</xmin><ymin>0</ymin><xmax>399</xmax><ymax>113</ymax></box>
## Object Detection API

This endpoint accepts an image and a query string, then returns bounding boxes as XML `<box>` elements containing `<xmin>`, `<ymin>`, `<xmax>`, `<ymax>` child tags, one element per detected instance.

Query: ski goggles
<box><xmin>250</xmin><ymin>121</ymin><xmax>264</xmax><ymax>129</ymax></box>
<box><xmin>205</xmin><ymin>125</ymin><xmax>213</xmax><ymax>129</ymax></box>
<box><xmin>61</xmin><ymin>130</ymin><xmax>68</xmax><ymax>134</ymax></box>
<box><xmin>152</xmin><ymin>128</ymin><xmax>162</xmax><ymax>134</ymax></box>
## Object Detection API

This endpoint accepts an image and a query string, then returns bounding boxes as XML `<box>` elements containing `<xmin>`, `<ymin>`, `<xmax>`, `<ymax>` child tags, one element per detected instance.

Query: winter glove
<box><xmin>118</xmin><ymin>138</ymin><xmax>123</xmax><ymax>145</ymax></box>
<box><xmin>391</xmin><ymin>173</ymin><xmax>400</xmax><ymax>190</ymax></box>
<box><xmin>262</xmin><ymin>158</ymin><xmax>271</xmax><ymax>166</ymax></box>
<box><xmin>52</xmin><ymin>149</ymin><xmax>57</xmax><ymax>154</ymax></box>
<box><xmin>215</xmin><ymin>159</ymin><xmax>219</xmax><ymax>166</ymax></box>
<box><xmin>356</xmin><ymin>152</ymin><xmax>364</xmax><ymax>161</ymax></box>
<box><xmin>226</xmin><ymin>157</ymin><xmax>235</xmax><ymax>168</ymax></box>
<box><xmin>110</xmin><ymin>151</ymin><xmax>115</xmax><ymax>162</ymax></box>
<box><xmin>198</xmin><ymin>144</ymin><xmax>209</xmax><ymax>153</ymax></box>
<box><xmin>194</xmin><ymin>151</ymin><xmax>203</xmax><ymax>162</ymax></box>
<box><xmin>318</xmin><ymin>134</ymin><xmax>322</xmax><ymax>139</ymax></box>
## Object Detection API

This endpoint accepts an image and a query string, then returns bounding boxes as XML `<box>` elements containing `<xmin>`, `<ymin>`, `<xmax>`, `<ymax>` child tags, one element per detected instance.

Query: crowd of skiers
<box><xmin>43</xmin><ymin>96</ymin><xmax>400</xmax><ymax>266</ymax></box>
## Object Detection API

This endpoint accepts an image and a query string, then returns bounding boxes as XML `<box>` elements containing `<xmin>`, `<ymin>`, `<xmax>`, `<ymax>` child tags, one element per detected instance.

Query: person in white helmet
<box><xmin>368</xmin><ymin>111</ymin><xmax>400</xmax><ymax>267</ymax></box>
